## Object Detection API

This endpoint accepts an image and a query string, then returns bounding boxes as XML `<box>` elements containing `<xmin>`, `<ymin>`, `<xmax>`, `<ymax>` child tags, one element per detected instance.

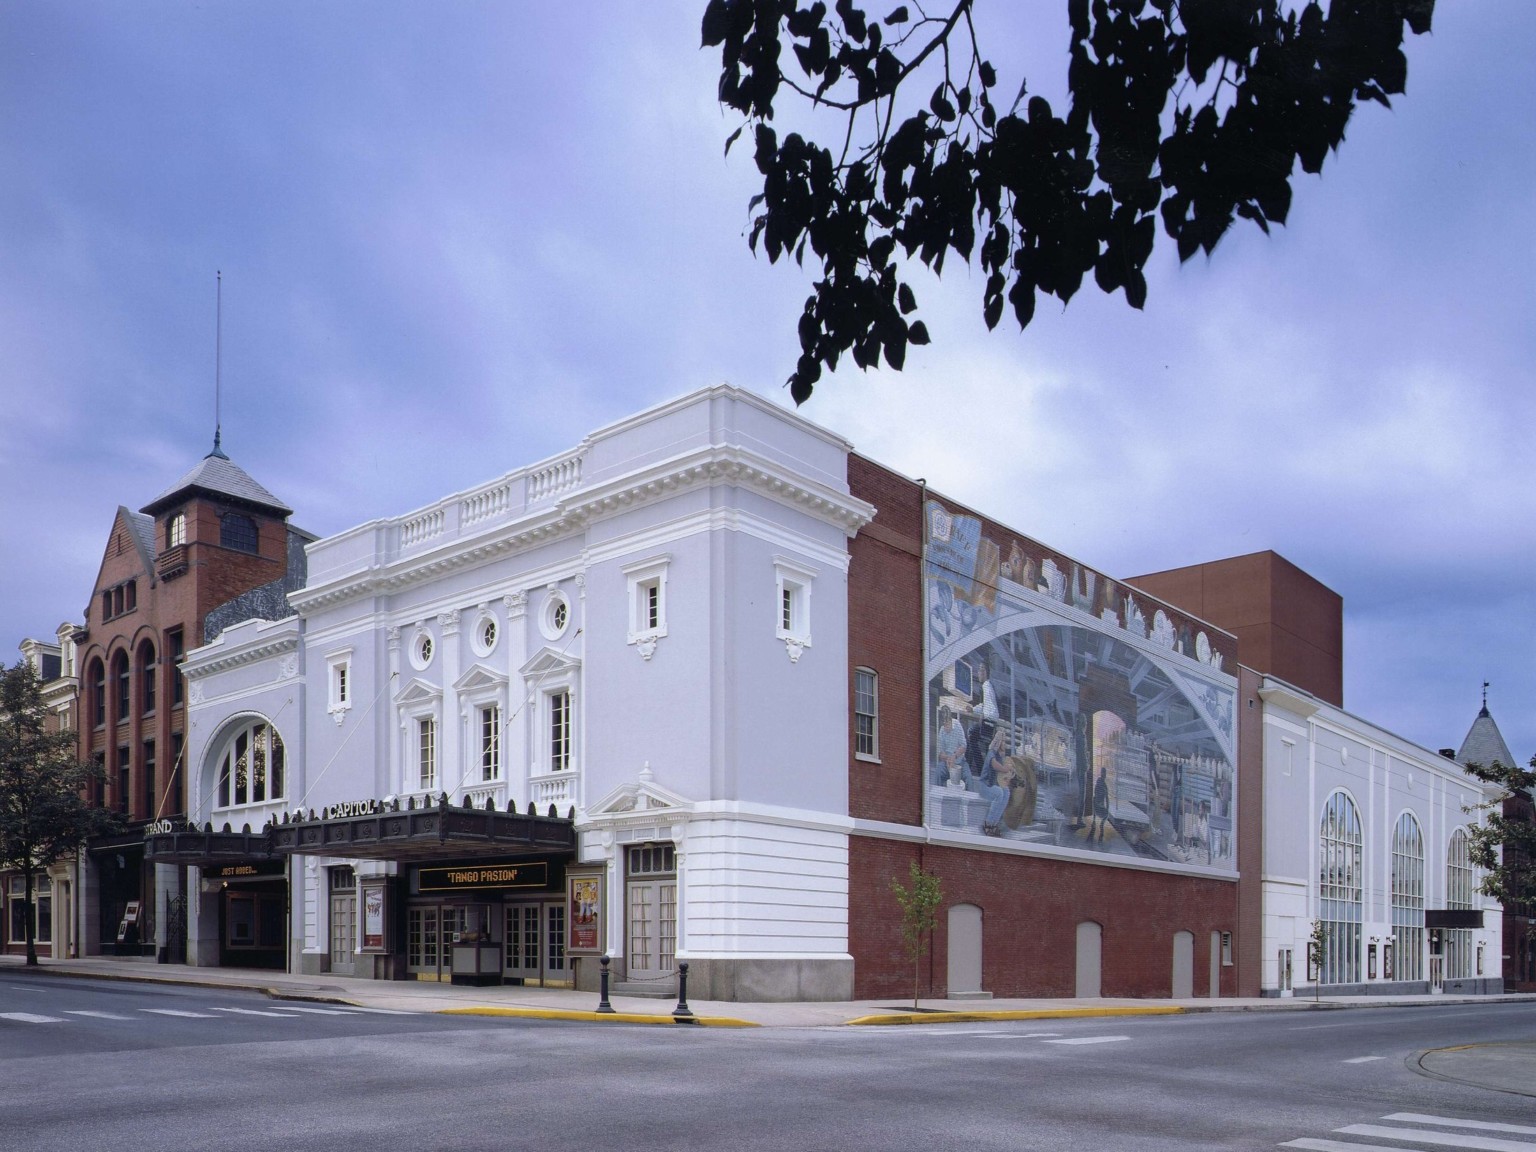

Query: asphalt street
<box><xmin>0</xmin><ymin>974</ymin><xmax>1530</xmax><ymax>1152</ymax></box>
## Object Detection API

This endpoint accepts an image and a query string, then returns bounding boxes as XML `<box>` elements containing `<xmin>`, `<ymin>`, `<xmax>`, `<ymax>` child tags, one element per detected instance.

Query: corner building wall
<box><xmin>846</xmin><ymin>458</ymin><xmax>1245</xmax><ymax>1000</ymax></box>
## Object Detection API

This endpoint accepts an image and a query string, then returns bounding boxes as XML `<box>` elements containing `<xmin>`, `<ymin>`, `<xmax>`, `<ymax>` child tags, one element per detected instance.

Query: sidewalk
<box><xmin>5</xmin><ymin>953</ymin><xmax>1533</xmax><ymax>1029</ymax></box>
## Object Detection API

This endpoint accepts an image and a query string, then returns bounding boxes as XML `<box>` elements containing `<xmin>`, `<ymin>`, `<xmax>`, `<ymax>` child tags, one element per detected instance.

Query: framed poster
<box><xmin>567</xmin><ymin>873</ymin><xmax>602</xmax><ymax>954</ymax></box>
<box><xmin>361</xmin><ymin>882</ymin><xmax>386</xmax><ymax>951</ymax></box>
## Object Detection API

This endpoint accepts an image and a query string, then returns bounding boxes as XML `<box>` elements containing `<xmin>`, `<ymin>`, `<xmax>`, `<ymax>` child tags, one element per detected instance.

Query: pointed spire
<box><xmin>1456</xmin><ymin>683</ymin><xmax>1515</xmax><ymax>769</ymax></box>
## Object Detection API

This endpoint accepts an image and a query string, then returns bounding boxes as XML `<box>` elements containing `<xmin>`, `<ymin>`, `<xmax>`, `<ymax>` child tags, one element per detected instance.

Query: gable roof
<box><xmin>1456</xmin><ymin>705</ymin><xmax>1517</xmax><ymax>770</ymax></box>
<box><xmin>140</xmin><ymin>448</ymin><xmax>292</xmax><ymax>518</ymax></box>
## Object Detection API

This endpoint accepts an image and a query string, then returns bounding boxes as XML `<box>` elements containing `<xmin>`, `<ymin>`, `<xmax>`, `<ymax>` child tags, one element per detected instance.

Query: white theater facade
<box><xmin>169</xmin><ymin>387</ymin><xmax>872</xmax><ymax>997</ymax></box>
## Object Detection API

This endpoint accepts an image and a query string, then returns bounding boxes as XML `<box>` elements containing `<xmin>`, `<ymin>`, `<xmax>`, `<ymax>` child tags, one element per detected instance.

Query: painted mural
<box><xmin>925</xmin><ymin>501</ymin><xmax>1238</xmax><ymax>870</ymax></box>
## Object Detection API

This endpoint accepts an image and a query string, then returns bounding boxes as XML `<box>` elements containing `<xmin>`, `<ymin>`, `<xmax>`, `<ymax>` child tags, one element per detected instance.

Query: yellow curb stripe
<box><xmin>438</xmin><ymin>1006</ymin><xmax>759</xmax><ymax>1027</ymax></box>
<box><xmin>845</xmin><ymin>1006</ymin><xmax>1185</xmax><ymax>1026</ymax></box>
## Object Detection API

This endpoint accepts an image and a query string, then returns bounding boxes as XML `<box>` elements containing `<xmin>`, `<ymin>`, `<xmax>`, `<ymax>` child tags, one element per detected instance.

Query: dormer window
<box><xmin>167</xmin><ymin>512</ymin><xmax>187</xmax><ymax>548</ymax></box>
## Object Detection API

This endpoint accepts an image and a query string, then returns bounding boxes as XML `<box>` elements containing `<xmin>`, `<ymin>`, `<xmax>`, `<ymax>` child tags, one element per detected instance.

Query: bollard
<box><xmin>672</xmin><ymin>960</ymin><xmax>696</xmax><ymax>1022</ymax></box>
<box><xmin>597</xmin><ymin>955</ymin><xmax>615</xmax><ymax>1014</ymax></box>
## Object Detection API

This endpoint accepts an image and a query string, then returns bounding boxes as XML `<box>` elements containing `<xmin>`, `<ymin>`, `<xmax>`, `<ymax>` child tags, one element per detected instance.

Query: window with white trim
<box><xmin>327</xmin><ymin>650</ymin><xmax>353</xmax><ymax>722</ymax></box>
<box><xmin>409</xmin><ymin>628</ymin><xmax>435</xmax><ymax>671</ymax></box>
<box><xmin>773</xmin><ymin>556</ymin><xmax>816</xmax><ymax>662</ymax></box>
<box><xmin>471</xmin><ymin>612</ymin><xmax>499</xmax><ymax>657</ymax></box>
<box><xmin>853</xmin><ymin>666</ymin><xmax>879</xmax><ymax>761</ymax></box>
<box><xmin>479</xmin><ymin>703</ymin><xmax>501</xmax><ymax>782</ymax></box>
<box><xmin>215</xmin><ymin>720</ymin><xmax>286</xmax><ymax>809</ymax></box>
<box><xmin>167</xmin><ymin>512</ymin><xmax>187</xmax><ymax>548</ymax></box>
<box><xmin>623</xmin><ymin>555</ymin><xmax>670</xmax><ymax>659</ymax></box>
<box><xmin>8</xmin><ymin>876</ymin><xmax>51</xmax><ymax>946</ymax></box>
<box><xmin>548</xmin><ymin>690</ymin><xmax>572</xmax><ymax>772</ymax></box>
<box><xmin>1391</xmin><ymin>812</ymin><xmax>1424</xmax><ymax>981</ymax></box>
<box><xmin>1318</xmin><ymin>790</ymin><xmax>1362</xmax><ymax>985</ymax></box>
<box><xmin>1446</xmin><ymin>827</ymin><xmax>1476</xmax><ymax>979</ymax></box>
<box><xmin>417</xmin><ymin>715</ymin><xmax>437</xmax><ymax>791</ymax></box>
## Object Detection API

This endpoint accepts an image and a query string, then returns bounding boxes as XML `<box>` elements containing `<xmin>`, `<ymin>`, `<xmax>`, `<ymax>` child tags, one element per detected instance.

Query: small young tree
<box><xmin>0</xmin><ymin>661</ymin><xmax>116</xmax><ymax>965</ymax></box>
<box><xmin>1306</xmin><ymin>919</ymin><xmax>1330</xmax><ymax>1002</ymax></box>
<box><xmin>891</xmin><ymin>860</ymin><xmax>943</xmax><ymax>1010</ymax></box>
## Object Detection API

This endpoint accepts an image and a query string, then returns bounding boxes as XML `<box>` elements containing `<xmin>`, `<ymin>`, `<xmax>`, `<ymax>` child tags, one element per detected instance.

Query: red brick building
<box><xmin>72</xmin><ymin>442</ymin><xmax>305</xmax><ymax>958</ymax></box>
<box><xmin>845</xmin><ymin>457</ymin><xmax>1254</xmax><ymax>1000</ymax></box>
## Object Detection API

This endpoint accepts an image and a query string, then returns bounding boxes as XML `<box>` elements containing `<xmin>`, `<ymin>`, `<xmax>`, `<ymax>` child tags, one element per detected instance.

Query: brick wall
<box><xmin>845</xmin><ymin>454</ymin><xmax>1245</xmax><ymax>999</ymax></box>
<box><xmin>850</xmin><ymin>835</ymin><xmax>1240</xmax><ymax>999</ymax></box>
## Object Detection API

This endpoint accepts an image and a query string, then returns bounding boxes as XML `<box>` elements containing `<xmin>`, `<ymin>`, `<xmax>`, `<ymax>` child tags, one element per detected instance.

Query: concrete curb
<box><xmin>845</xmin><ymin>1005</ymin><xmax>1185</xmax><ymax>1026</ymax></box>
<box><xmin>439</xmin><ymin>1006</ymin><xmax>760</xmax><ymax>1027</ymax></box>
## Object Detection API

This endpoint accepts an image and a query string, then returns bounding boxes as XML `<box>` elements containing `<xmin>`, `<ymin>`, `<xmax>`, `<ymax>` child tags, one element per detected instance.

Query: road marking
<box><xmin>979</xmin><ymin>1031</ymin><xmax>1062</xmax><ymax>1040</ymax></box>
<box><xmin>1283</xmin><ymin>1140</ymin><xmax>1406</xmax><ymax>1151</ymax></box>
<box><xmin>0</xmin><ymin>1012</ymin><xmax>65</xmax><ymax>1023</ymax></box>
<box><xmin>328</xmin><ymin>1006</ymin><xmax>415</xmax><ymax>1015</ymax></box>
<box><xmin>141</xmin><ymin>1009</ymin><xmax>218</xmax><ymax>1018</ymax></box>
<box><xmin>1342</xmin><ymin>1056</ymin><xmax>1384</xmax><ymax>1063</ymax></box>
<box><xmin>1042</xmin><ymin>1035</ymin><xmax>1130</xmax><ymax>1046</ymax></box>
<box><xmin>64</xmin><ymin>1010</ymin><xmax>133</xmax><ymax>1020</ymax></box>
<box><xmin>210</xmin><ymin>1006</ymin><xmax>305</xmax><ymax>1018</ymax></box>
<box><xmin>1385</xmin><ymin>1116</ymin><xmax>1536</xmax><ymax>1138</ymax></box>
<box><xmin>266</xmin><ymin>1005</ymin><xmax>352</xmax><ymax>1015</ymax></box>
<box><xmin>1337</xmin><ymin>1124</ymin><xmax>1536</xmax><ymax>1151</ymax></box>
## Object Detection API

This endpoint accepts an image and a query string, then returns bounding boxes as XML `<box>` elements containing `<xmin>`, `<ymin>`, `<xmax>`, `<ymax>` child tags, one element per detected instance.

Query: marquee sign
<box><xmin>417</xmin><ymin>861</ymin><xmax>551</xmax><ymax>893</ymax></box>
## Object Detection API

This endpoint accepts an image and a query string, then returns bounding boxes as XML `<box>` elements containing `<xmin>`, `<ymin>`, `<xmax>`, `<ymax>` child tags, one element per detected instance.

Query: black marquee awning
<box><xmin>267</xmin><ymin>796</ymin><xmax>576</xmax><ymax>863</ymax></box>
<box><xmin>144</xmin><ymin>825</ymin><xmax>275</xmax><ymax>866</ymax></box>
<box><xmin>142</xmin><ymin>797</ymin><xmax>575</xmax><ymax>867</ymax></box>
<box><xmin>1426</xmin><ymin>909</ymin><xmax>1484</xmax><ymax>930</ymax></box>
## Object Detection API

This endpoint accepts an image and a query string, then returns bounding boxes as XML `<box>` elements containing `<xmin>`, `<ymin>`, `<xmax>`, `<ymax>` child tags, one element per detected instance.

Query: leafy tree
<box><xmin>1464</xmin><ymin>755</ymin><xmax>1536</xmax><ymax>911</ymax></box>
<box><xmin>890</xmin><ymin>859</ymin><xmax>943</xmax><ymax>1009</ymax></box>
<box><xmin>0</xmin><ymin>661</ymin><xmax>116</xmax><ymax>965</ymax></box>
<box><xmin>703</xmin><ymin>0</ymin><xmax>1436</xmax><ymax>402</ymax></box>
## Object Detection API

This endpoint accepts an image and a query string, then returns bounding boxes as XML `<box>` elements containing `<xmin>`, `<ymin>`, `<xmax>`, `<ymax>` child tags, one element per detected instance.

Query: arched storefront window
<box><xmin>1446</xmin><ymin>828</ymin><xmax>1475</xmax><ymax>979</ymax></box>
<box><xmin>214</xmin><ymin>720</ymin><xmax>286</xmax><ymax>809</ymax></box>
<box><xmin>1318</xmin><ymin>791</ymin><xmax>1362</xmax><ymax>985</ymax></box>
<box><xmin>1390</xmin><ymin>812</ymin><xmax>1424</xmax><ymax>981</ymax></box>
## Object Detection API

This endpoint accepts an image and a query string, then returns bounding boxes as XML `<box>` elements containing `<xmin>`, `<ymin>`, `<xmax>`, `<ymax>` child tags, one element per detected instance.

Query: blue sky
<box><xmin>2</xmin><ymin>2</ymin><xmax>1531</xmax><ymax>762</ymax></box>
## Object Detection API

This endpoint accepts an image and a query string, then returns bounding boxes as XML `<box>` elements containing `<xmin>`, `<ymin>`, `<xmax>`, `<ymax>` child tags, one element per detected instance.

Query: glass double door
<box><xmin>505</xmin><ymin>901</ymin><xmax>568</xmax><ymax>986</ymax></box>
<box><xmin>407</xmin><ymin>901</ymin><xmax>567</xmax><ymax>985</ymax></box>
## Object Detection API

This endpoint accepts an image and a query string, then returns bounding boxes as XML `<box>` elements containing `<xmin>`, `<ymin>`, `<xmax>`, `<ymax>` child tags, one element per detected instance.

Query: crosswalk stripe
<box><xmin>64</xmin><ymin>1011</ymin><xmax>133</xmax><ymax>1020</ymax></box>
<box><xmin>1338</xmin><ymin>1124</ymin><xmax>1536</xmax><ymax>1152</ymax></box>
<box><xmin>1385</xmin><ymin>1116</ymin><xmax>1536</xmax><ymax>1138</ymax></box>
<box><xmin>210</xmin><ymin>1007</ymin><xmax>304</xmax><ymax>1018</ymax></box>
<box><xmin>141</xmin><ymin>1009</ymin><xmax>218</xmax><ymax>1018</ymax></box>
<box><xmin>0</xmin><ymin>1012</ymin><xmax>65</xmax><ymax>1024</ymax></box>
<box><xmin>1043</xmin><ymin>1035</ymin><xmax>1130</xmax><ymax>1046</ymax></box>
<box><xmin>1282</xmin><ymin>1140</ymin><xmax>1403</xmax><ymax>1152</ymax></box>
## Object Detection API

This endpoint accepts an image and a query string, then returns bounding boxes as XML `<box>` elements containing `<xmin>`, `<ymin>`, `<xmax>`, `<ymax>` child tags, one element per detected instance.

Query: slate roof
<box><xmin>1456</xmin><ymin>706</ymin><xmax>1517</xmax><ymax>770</ymax></box>
<box><xmin>124</xmin><ymin>509</ymin><xmax>157</xmax><ymax>562</ymax></box>
<box><xmin>141</xmin><ymin>448</ymin><xmax>292</xmax><ymax>517</ymax></box>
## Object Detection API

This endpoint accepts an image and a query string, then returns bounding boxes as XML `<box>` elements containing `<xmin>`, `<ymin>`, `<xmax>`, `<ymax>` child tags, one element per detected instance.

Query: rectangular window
<box><xmin>170</xmin><ymin>733</ymin><xmax>184</xmax><ymax>815</ymax></box>
<box><xmin>167</xmin><ymin>512</ymin><xmax>186</xmax><ymax>548</ymax></box>
<box><xmin>772</xmin><ymin>556</ymin><xmax>816</xmax><ymax>657</ymax></box>
<box><xmin>124</xmin><ymin>580</ymin><xmax>136</xmax><ymax>612</ymax></box>
<box><xmin>624</xmin><ymin>555</ymin><xmax>670</xmax><ymax>656</ymax></box>
<box><xmin>480</xmin><ymin>704</ymin><xmax>501</xmax><ymax>782</ymax></box>
<box><xmin>781</xmin><ymin>588</ymin><xmax>794</xmax><ymax>632</ymax></box>
<box><xmin>117</xmin><ymin>747</ymin><xmax>130</xmax><ymax>815</ymax></box>
<box><xmin>549</xmin><ymin>691</ymin><xmax>571</xmax><ymax>772</ymax></box>
<box><xmin>417</xmin><ymin>716</ymin><xmax>436</xmax><ymax>790</ymax></box>
<box><xmin>167</xmin><ymin>629</ymin><xmax>185</xmax><ymax>707</ymax></box>
<box><xmin>854</xmin><ymin>667</ymin><xmax>879</xmax><ymax>760</ymax></box>
<box><xmin>8</xmin><ymin>877</ymin><xmax>51</xmax><ymax>945</ymax></box>
<box><xmin>141</xmin><ymin>653</ymin><xmax>156</xmax><ymax>715</ymax></box>
<box><xmin>1221</xmin><ymin>932</ymin><xmax>1233</xmax><ymax>966</ymax></box>
<box><xmin>327</xmin><ymin>651</ymin><xmax>353</xmax><ymax>720</ymax></box>
<box><xmin>143</xmin><ymin>740</ymin><xmax>156</xmax><ymax>819</ymax></box>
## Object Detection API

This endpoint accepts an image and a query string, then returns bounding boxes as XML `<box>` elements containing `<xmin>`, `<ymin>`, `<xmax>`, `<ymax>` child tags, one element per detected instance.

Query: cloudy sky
<box><xmin>2</xmin><ymin>3</ymin><xmax>1531</xmax><ymax>763</ymax></box>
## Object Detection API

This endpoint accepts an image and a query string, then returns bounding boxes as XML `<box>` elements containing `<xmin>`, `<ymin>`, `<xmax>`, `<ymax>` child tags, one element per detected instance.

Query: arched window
<box><xmin>1390</xmin><ymin>812</ymin><xmax>1424</xmax><ymax>981</ymax></box>
<box><xmin>220</xmin><ymin>513</ymin><xmax>258</xmax><ymax>554</ymax></box>
<box><xmin>215</xmin><ymin>720</ymin><xmax>285</xmax><ymax>809</ymax></box>
<box><xmin>111</xmin><ymin>650</ymin><xmax>130</xmax><ymax>724</ymax></box>
<box><xmin>1446</xmin><ymin>828</ymin><xmax>1475</xmax><ymax>979</ymax></box>
<box><xmin>1318</xmin><ymin>791</ymin><xmax>1362</xmax><ymax>985</ymax></box>
<box><xmin>88</xmin><ymin>659</ymin><xmax>106</xmax><ymax>727</ymax></box>
<box><xmin>137</xmin><ymin>640</ymin><xmax>157</xmax><ymax>715</ymax></box>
